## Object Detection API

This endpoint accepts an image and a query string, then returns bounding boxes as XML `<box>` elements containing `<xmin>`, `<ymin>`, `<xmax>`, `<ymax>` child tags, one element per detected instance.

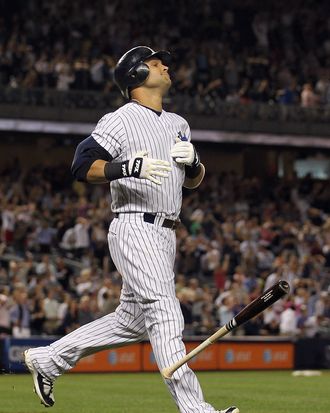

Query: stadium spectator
<box><xmin>301</xmin><ymin>83</ymin><xmax>319</xmax><ymax>108</ymax></box>
<box><xmin>30</xmin><ymin>294</ymin><xmax>46</xmax><ymax>335</ymax></box>
<box><xmin>197</xmin><ymin>302</ymin><xmax>217</xmax><ymax>335</ymax></box>
<box><xmin>10</xmin><ymin>289</ymin><xmax>31</xmax><ymax>337</ymax></box>
<box><xmin>1</xmin><ymin>0</ymin><xmax>330</xmax><ymax>110</ymax></box>
<box><xmin>78</xmin><ymin>295</ymin><xmax>95</xmax><ymax>326</ymax></box>
<box><xmin>54</xmin><ymin>257</ymin><xmax>73</xmax><ymax>290</ymax></box>
<box><xmin>43</xmin><ymin>289</ymin><xmax>60</xmax><ymax>335</ymax></box>
<box><xmin>98</xmin><ymin>287</ymin><xmax>120</xmax><ymax>316</ymax></box>
<box><xmin>75</xmin><ymin>268</ymin><xmax>93</xmax><ymax>297</ymax></box>
<box><xmin>213</xmin><ymin>254</ymin><xmax>230</xmax><ymax>291</ymax></box>
<box><xmin>1</xmin><ymin>203</ymin><xmax>15</xmax><ymax>247</ymax></box>
<box><xmin>0</xmin><ymin>293</ymin><xmax>11</xmax><ymax>336</ymax></box>
<box><xmin>35</xmin><ymin>220</ymin><xmax>56</xmax><ymax>254</ymax></box>
<box><xmin>215</xmin><ymin>293</ymin><xmax>235</xmax><ymax>327</ymax></box>
<box><xmin>0</xmin><ymin>160</ymin><xmax>329</xmax><ymax>337</ymax></box>
<box><xmin>36</xmin><ymin>255</ymin><xmax>56</xmax><ymax>279</ymax></box>
<box><xmin>73</xmin><ymin>217</ymin><xmax>90</xmax><ymax>259</ymax></box>
<box><xmin>279</xmin><ymin>302</ymin><xmax>298</xmax><ymax>336</ymax></box>
<box><xmin>178</xmin><ymin>291</ymin><xmax>194</xmax><ymax>335</ymax></box>
<box><xmin>59</xmin><ymin>299</ymin><xmax>80</xmax><ymax>334</ymax></box>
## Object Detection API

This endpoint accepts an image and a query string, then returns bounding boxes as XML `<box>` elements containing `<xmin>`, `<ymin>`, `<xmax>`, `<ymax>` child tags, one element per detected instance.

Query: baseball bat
<box><xmin>161</xmin><ymin>280</ymin><xmax>290</xmax><ymax>379</ymax></box>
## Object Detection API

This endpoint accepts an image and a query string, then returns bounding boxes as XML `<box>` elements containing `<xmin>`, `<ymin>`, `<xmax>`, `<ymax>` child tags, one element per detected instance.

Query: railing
<box><xmin>0</xmin><ymin>88</ymin><xmax>330</xmax><ymax>137</ymax></box>
<box><xmin>1</xmin><ymin>87</ymin><xmax>330</xmax><ymax>124</ymax></box>
<box><xmin>171</xmin><ymin>94</ymin><xmax>330</xmax><ymax>123</ymax></box>
<box><xmin>0</xmin><ymin>87</ymin><xmax>122</xmax><ymax>110</ymax></box>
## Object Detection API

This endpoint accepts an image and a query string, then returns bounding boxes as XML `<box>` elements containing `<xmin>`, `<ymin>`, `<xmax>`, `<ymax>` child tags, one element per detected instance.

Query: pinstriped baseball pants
<box><xmin>28</xmin><ymin>215</ymin><xmax>217</xmax><ymax>412</ymax></box>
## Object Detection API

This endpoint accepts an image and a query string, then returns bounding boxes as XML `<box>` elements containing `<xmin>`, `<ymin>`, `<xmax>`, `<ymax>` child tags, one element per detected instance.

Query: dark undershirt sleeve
<box><xmin>71</xmin><ymin>136</ymin><xmax>113</xmax><ymax>182</ymax></box>
<box><xmin>185</xmin><ymin>163</ymin><xmax>202</xmax><ymax>179</ymax></box>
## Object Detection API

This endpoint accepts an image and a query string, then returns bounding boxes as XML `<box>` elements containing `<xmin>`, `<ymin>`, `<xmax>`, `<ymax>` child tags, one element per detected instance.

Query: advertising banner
<box><xmin>71</xmin><ymin>345</ymin><xmax>142</xmax><ymax>373</ymax></box>
<box><xmin>185</xmin><ymin>342</ymin><xmax>218</xmax><ymax>371</ymax></box>
<box><xmin>0</xmin><ymin>338</ymin><xmax>295</xmax><ymax>373</ymax></box>
<box><xmin>218</xmin><ymin>342</ymin><xmax>294</xmax><ymax>370</ymax></box>
<box><xmin>1</xmin><ymin>337</ymin><xmax>55</xmax><ymax>373</ymax></box>
<box><xmin>142</xmin><ymin>342</ymin><xmax>218</xmax><ymax>372</ymax></box>
<box><xmin>142</xmin><ymin>343</ymin><xmax>158</xmax><ymax>371</ymax></box>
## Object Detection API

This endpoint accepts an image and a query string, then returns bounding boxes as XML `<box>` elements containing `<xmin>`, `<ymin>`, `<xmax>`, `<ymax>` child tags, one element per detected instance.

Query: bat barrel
<box><xmin>234</xmin><ymin>280</ymin><xmax>290</xmax><ymax>328</ymax></box>
<box><xmin>161</xmin><ymin>280</ymin><xmax>290</xmax><ymax>379</ymax></box>
<box><xmin>278</xmin><ymin>280</ymin><xmax>290</xmax><ymax>294</ymax></box>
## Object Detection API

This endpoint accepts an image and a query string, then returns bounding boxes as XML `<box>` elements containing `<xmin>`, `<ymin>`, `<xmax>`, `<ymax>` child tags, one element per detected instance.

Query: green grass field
<box><xmin>0</xmin><ymin>371</ymin><xmax>329</xmax><ymax>413</ymax></box>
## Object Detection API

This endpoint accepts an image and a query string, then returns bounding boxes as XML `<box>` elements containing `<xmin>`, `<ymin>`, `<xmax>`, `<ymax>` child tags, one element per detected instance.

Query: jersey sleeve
<box><xmin>184</xmin><ymin>122</ymin><xmax>192</xmax><ymax>142</ymax></box>
<box><xmin>91</xmin><ymin>112</ymin><xmax>125</xmax><ymax>159</ymax></box>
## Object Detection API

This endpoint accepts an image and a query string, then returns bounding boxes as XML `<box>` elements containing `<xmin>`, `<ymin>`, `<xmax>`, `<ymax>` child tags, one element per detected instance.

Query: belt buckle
<box><xmin>160</xmin><ymin>216</ymin><xmax>179</xmax><ymax>230</ymax></box>
<box><xmin>170</xmin><ymin>220</ymin><xmax>179</xmax><ymax>230</ymax></box>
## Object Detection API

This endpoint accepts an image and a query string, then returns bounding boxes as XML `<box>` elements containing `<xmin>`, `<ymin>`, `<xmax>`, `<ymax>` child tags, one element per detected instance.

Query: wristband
<box><xmin>104</xmin><ymin>161</ymin><xmax>129</xmax><ymax>181</ymax></box>
<box><xmin>129</xmin><ymin>157</ymin><xmax>143</xmax><ymax>178</ymax></box>
<box><xmin>185</xmin><ymin>163</ymin><xmax>202</xmax><ymax>178</ymax></box>
<box><xmin>191</xmin><ymin>149</ymin><xmax>200</xmax><ymax>169</ymax></box>
<box><xmin>185</xmin><ymin>149</ymin><xmax>201</xmax><ymax>178</ymax></box>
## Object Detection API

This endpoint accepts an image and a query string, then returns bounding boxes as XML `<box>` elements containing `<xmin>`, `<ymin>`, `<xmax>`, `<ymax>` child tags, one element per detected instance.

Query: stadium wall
<box><xmin>1</xmin><ymin>337</ymin><xmax>329</xmax><ymax>373</ymax></box>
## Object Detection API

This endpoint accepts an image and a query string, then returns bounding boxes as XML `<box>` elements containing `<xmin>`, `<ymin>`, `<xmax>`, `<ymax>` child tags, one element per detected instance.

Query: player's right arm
<box><xmin>86</xmin><ymin>159</ymin><xmax>109</xmax><ymax>184</ymax></box>
<box><xmin>71</xmin><ymin>114</ymin><xmax>171</xmax><ymax>185</ymax></box>
<box><xmin>71</xmin><ymin>136</ymin><xmax>112</xmax><ymax>184</ymax></box>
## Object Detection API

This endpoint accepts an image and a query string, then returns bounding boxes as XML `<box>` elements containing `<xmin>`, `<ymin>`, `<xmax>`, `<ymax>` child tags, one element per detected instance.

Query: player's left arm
<box><xmin>170</xmin><ymin>124</ymin><xmax>205</xmax><ymax>189</ymax></box>
<box><xmin>184</xmin><ymin>162</ymin><xmax>205</xmax><ymax>189</ymax></box>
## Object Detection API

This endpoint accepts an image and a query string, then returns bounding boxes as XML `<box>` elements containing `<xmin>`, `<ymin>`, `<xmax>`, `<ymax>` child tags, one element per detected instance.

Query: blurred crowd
<box><xmin>1</xmin><ymin>0</ymin><xmax>330</xmax><ymax>107</ymax></box>
<box><xmin>0</xmin><ymin>160</ymin><xmax>329</xmax><ymax>339</ymax></box>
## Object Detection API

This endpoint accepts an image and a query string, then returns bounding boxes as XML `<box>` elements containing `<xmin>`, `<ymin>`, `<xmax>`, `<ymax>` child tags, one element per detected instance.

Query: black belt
<box><xmin>114</xmin><ymin>213</ymin><xmax>180</xmax><ymax>230</ymax></box>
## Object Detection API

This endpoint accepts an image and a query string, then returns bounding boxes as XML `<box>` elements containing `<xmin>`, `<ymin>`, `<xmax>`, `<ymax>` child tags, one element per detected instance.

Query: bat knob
<box><xmin>161</xmin><ymin>367</ymin><xmax>173</xmax><ymax>380</ymax></box>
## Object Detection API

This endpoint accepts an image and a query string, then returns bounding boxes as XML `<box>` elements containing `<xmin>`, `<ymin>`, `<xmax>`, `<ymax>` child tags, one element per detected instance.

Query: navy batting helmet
<box><xmin>114</xmin><ymin>46</ymin><xmax>171</xmax><ymax>99</ymax></box>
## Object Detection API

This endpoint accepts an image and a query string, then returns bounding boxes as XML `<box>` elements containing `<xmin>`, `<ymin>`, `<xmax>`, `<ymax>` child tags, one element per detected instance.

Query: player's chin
<box><xmin>163</xmin><ymin>73</ymin><xmax>171</xmax><ymax>83</ymax></box>
<box><xmin>161</xmin><ymin>79</ymin><xmax>171</xmax><ymax>94</ymax></box>
<box><xmin>163</xmin><ymin>76</ymin><xmax>172</xmax><ymax>88</ymax></box>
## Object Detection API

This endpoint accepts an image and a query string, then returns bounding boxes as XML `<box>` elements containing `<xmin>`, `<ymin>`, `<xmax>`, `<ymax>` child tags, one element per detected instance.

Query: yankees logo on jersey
<box><xmin>177</xmin><ymin>131</ymin><xmax>188</xmax><ymax>141</ymax></box>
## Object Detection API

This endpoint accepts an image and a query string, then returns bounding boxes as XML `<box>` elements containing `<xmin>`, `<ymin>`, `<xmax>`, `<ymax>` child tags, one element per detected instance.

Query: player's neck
<box><xmin>131</xmin><ymin>91</ymin><xmax>163</xmax><ymax>112</ymax></box>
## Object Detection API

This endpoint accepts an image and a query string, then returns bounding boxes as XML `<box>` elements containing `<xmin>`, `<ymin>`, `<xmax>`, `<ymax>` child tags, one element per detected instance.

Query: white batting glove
<box><xmin>128</xmin><ymin>151</ymin><xmax>172</xmax><ymax>185</ymax></box>
<box><xmin>170</xmin><ymin>138</ymin><xmax>196</xmax><ymax>166</ymax></box>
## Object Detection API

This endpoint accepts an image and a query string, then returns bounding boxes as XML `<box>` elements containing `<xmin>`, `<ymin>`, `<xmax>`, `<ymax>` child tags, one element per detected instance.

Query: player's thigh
<box><xmin>108</xmin><ymin>219</ymin><xmax>176</xmax><ymax>300</ymax></box>
<box><xmin>142</xmin><ymin>295</ymin><xmax>184</xmax><ymax>335</ymax></box>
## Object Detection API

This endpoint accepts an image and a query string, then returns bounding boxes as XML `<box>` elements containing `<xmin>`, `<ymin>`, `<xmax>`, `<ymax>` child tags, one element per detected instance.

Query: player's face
<box><xmin>144</xmin><ymin>58</ymin><xmax>171</xmax><ymax>92</ymax></box>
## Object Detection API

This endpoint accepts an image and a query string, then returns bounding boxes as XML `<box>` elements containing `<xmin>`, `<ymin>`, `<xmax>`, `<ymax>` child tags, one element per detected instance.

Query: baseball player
<box><xmin>24</xmin><ymin>46</ymin><xmax>239</xmax><ymax>413</ymax></box>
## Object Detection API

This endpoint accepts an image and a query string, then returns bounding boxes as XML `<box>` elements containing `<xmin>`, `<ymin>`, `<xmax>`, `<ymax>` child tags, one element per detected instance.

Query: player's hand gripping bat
<box><xmin>161</xmin><ymin>280</ymin><xmax>290</xmax><ymax>379</ymax></box>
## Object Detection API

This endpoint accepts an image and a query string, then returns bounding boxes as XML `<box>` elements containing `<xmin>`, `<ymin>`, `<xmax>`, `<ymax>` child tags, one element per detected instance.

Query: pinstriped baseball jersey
<box><xmin>23</xmin><ymin>100</ymin><xmax>222</xmax><ymax>412</ymax></box>
<box><xmin>23</xmin><ymin>47</ymin><xmax>238</xmax><ymax>412</ymax></box>
<box><xmin>92</xmin><ymin>101</ymin><xmax>190</xmax><ymax>219</ymax></box>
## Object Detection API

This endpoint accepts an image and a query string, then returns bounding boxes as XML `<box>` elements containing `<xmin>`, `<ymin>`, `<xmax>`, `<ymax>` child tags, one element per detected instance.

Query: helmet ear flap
<box><xmin>126</xmin><ymin>62</ymin><xmax>150</xmax><ymax>87</ymax></box>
